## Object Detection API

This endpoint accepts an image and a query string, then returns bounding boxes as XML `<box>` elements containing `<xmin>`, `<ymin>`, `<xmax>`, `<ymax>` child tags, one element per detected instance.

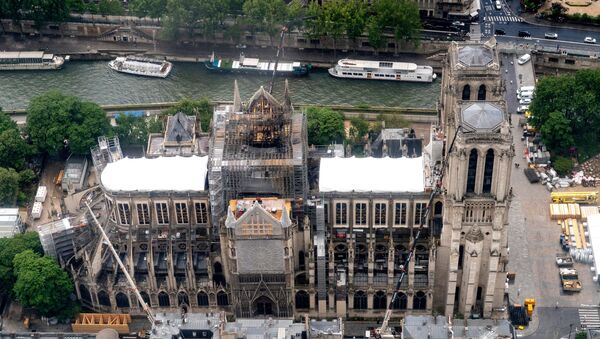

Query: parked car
<box><xmin>518</xmin><ymin>91</ymin><xmax>533</xmax><ymax>100</ymax></box>
<box><xmin>495</xmin><ymin>0</ymin><xmax>502</xmax><ymax>9</ymax></box>
<box><xmin>452</xmin><ymin>21</ymin><xmax>465</xmax><ymax>26</ymax></box>
<box><xmin>584</xmin><ymin>37</ymin><xmax>597</xmax><ymax>44</ymax></box>
<box><xmin>494</xmin><ymin>29</ymin><xmax>506</xmax><ymax>36</ymax></box>
<box><xmin>518</xmin><ymin>30</ymin><xmax>531</xmax><ymax>38</ymax></box>
<box><xmin>519</xmin><ymin>98</ymin><xmax>532</xmax><ymax>105</ymax></box>
<box><xmin>517</xmin><ymin>105</ymin><xmax>529</xmax><ymax>113</ymax></box>
<box><xmin>544</xmin><ymin>32</ymin><xmax>558</xmax><ymax>39</ymax></box>
<box><xmin>517</xmin><ymin>53</ymin><xmax>531</xmax><ymax>65</ymax></box>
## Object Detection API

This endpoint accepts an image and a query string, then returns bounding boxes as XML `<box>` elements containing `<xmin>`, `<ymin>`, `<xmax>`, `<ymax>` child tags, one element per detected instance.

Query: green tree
<box><xmin>539</xmin><ymin>111</ymin><xmax>573</xmax><ymax>152</ymax></box>
<box><xmin>0</xmin><ymin>167</ymin><xmax>19</xmax><ymax>206</ymax></box>
<box><xmin>163</xmin><ymin>98</ymin><xmax>212</xmax><ymax>132</ymax></box>
<box><xmin>348</xmin><ymin>116</ymin><xmax>369</xmax><ymax>144</ymax></box>
<box><xmin>553</xmin><ymin>156</ymin><xmax>574</xmax><ymax>175</ymax></box>
<box><xmin>0</xmin><ymin>112</ymin><xmax>31</xmax><ymax>171</ymax></box>
<box><xmin>0</xmin><ymin>232</ymin><xmax>43</xmax><ymax>296</ymax></box>
<box><xmin>13</xmin><ymin>250</ymin><xmax>75</xmax><ymax>318</ymax></box>
<box><xmin>575</xmin><ymin>331</ymin><xmax>588</xmax><ymax>339</ymax></box>
<box><xmin>549</xmin><ymin>2</ymin><xmax>568</xmax><ymax>22</ymax></box>
<box><xmin>243</xmin><ymin>0</ymin><xmax>289</xmax><ymax>45</ymax></box>
<box><xmin>393</xmin><ymin>0</ymin><xmax>421</xmax><ymax>47</ymax></box>
<box><xmin>342</xmin><ymin>0</ymin><xmax>367</xmax><ymax>50</ymax></box>
<box><xmin>306</xmin><ymin>107</ymin><xmax>345</xmax><ymax>145</ymax></box>
<box><xmin>320</xmin><ymin>0</ymin><xmax>346</xmax><ymax>55</ymax></box>
<box><xmin>129</xmin><ymin>0</ymin><xmax>167</xmax><ymax>18</ymax></box>
<box><xmin>114</xmin><ymin>114</ymin><xmax>163</xmax><ymax>146</ymax></box>
<box><xmin>26</xmin><ymin>91</ymin><xmax>111</xmax><ymax>156</ymax></box>
<box><xmin>98</xmin><ymin>0</ymin><xmax>125</xmax><ymax>15</ymax></box>
<box><xmin>18</xmin><ymin>169</ymin><xmax>37</xmax><ymax>187</ymax></box>
<box><xmin>366</xmin><ymin>17</ymin><xmax>385</xmax><ymax>51</ymax></box>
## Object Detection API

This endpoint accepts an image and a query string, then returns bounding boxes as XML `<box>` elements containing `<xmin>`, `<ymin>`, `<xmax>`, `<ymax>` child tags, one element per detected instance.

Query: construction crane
<box><xmin>268</xmin><ymin>15</ymin><xmax>315</xmax><ymax>93</ymax></box>
<box><xmin>374</xmin><ymin>126</ymin><xmax>462</xmax><ymax>338</ymax></box>
<box><xmin>85</xmin><ymin>202</ymin><xmax>156</xmax><ymax>325</ymax></box>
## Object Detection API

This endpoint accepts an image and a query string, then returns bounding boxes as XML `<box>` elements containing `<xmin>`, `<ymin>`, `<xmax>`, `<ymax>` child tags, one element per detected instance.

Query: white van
<box><xmin>518</xmin><ymin>90</ymin><xmax>534</xmax><ymax>100</ymax></box>
<box><xmin>518</xmin><ymin>53</ymin><xmax>531</xmax><ymax>65</ymax></box>
<box><xmin>495</xmin><ymin>0</ymin><xmax>502</xmax><ymax>9</ymax></box>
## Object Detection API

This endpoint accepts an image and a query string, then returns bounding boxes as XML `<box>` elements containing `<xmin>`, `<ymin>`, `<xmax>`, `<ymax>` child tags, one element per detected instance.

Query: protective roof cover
<box><xmin>319</xmin><ymin>156</ymin><xmax>424</xmax><ymax>192</ymax></box>
<box><xmin>457</xmin><ymin>45</ymin><xmax>494</xmax><ymax>67</ymax></box>
<box><xmin>101</xmin><ymin>156</ymin><xmax>208</xmax><ymax>192</ymax></box>
<box><xmin>461</xmin><ymin>102</ymin><xmax>504</xmax><ymax>132</ymax></box>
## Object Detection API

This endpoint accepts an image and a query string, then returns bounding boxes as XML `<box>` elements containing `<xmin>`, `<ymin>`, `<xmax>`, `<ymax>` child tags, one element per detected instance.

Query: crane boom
<box><xmin>376</xmin><ymin>126</ymin><xmax>461</xmax><ymax>337</ymax></box>
<box><xmin>85</xmin><ymin>202</ymin><xmax>156</xmax><ymax>325</ymax></box>
<box><xmin>268</xmin><ymin>26</ymin><xmax>288</xmax><ymax>94</ymax></box>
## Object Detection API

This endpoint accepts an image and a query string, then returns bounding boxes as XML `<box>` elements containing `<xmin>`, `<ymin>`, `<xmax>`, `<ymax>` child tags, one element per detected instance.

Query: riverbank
<box><xmin>0</xmin><ymin>34</ymin><xmax>444</xmax><ymax>72</ymax></box>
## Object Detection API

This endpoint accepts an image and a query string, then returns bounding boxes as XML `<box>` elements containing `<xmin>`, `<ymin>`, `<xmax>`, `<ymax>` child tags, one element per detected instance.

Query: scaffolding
<box><xmin>91</xmin><ymin>136</ymin><xmax>123</xmax><ymax>176</ymax></box>
<box><xmin>209</xmin><ymin>81</ymin><xmax>308</xmax><ymax>232</ymax></box>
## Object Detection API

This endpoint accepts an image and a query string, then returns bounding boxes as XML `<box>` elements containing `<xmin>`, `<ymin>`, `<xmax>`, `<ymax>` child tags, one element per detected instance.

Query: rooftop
<box><xmin>319</xmin><ymin>157</ymin><xmax>426</xmax><ymax>193</ymax></box>
<box><xmin>100</xmin><ymin>156</ymin><xmax>208</xmax><ymax>192</ymax></box>
<box><xmin>229</xmin><ymin>198</ymin><xmax>291</xmax><ymax>222</ymax></box>
<box><xmin>457</xmin><ymin>45</ymin><xmax>494</xmax><ymax>67</ymax></box>
<box><xmin>461</xmin><ymin>102</ymin><xmax>505</xmax><ymax>132</ymax></box>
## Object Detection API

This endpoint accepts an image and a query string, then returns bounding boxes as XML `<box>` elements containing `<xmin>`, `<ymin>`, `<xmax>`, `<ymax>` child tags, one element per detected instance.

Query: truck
<box><xmin>556</xmin><ymin>253</ymin><xmax>574</xmax><ymax>267</ymax></box>
<box><xmin>560</xmin><ymin>268</ymin><xmax>582</xmax><ymax>292</ymax></box>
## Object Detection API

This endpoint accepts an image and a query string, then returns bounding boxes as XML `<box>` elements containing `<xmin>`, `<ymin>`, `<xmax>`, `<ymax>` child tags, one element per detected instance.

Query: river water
<box><xmin>0</xmin><ymin>61</ymin><xmax>440</xmax><ymax>111</ymax></box>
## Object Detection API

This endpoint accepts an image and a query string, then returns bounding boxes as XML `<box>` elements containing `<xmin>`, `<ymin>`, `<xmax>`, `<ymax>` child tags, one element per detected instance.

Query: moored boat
<box><xmin>108</xmin><ymin>56</ymin><xmax>172</xmax><ymax>78</ymax></box>
<box><xmin>205</xmin><ymin>53</ymin><xmax>311</xmax><ymax>76</ymax></box>
<box><xmin>0</xmin><ymin>51</ymin><xmax>65</xmax><ymax>71</ymax></box>
<box><xmin>328</xmin><ymin>59</ymin><xmax>436</xmax><ymax>83</ymax></box>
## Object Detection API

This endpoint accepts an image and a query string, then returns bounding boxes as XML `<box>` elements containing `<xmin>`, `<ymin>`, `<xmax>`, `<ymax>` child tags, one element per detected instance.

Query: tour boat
<box><xmin>328</xmin><ymin>59</ymin><xmax>437</xmax><ymax>83</ymax></box>
<box><xmin>205</xmin><ymin>53</ymin><xmax>311</xmax><ymax>76</ymax></box>
<box><xmin>108</xmin><ymin>56</ymin><xmax>172</xmax><ymax>78</ymax></box>
<box><xmin>0</xmin><ymin>51</ymin><xmax>65</xmax><ymax>71</ymax></box>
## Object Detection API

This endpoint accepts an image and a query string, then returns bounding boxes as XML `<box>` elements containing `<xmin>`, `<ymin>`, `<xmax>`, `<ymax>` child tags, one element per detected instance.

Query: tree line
<box><xmin>0</xmin><ymin>0</ymin><xmax>420</xmax><ymax>51</ymax></box>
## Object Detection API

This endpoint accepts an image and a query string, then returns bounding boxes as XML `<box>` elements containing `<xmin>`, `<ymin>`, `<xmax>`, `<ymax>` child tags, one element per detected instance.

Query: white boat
<box><xmin>328</xmin><ymin>59</ymin><xmax>436</xmax><ymax>83</ymax></box>
<box><xmin>0</xmin><ymin>51</ymin><xmax>65</xmax><ymax>70</ymax></box>
<box><xmin>108</xmin><ymin>56</ymin><xmax>172</xmax><ymax>78</ymax></box>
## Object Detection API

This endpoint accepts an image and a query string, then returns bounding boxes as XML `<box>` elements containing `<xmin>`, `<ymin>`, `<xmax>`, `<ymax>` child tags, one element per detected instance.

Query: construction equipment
<box><xmin>374</xmin><ymin>126</ymin><xmax>462</xmax><ymax>338</ymax></box>
<box><xmin>85</xmin><ymin>202</ymin><xmax>156</xmax><ymax>324</ymax></box>
<box><xmin>556</xmin><ymin>253</ymin><xmax>574</xmax><ymax>267</ymax></box>
<box><xmin>559</xmin><ymin>268</ymin><xmax>582</xmax><ymax>292</ymax></box>
<box><xmin>551</xmin><ymin>192</ymin><xmax>598</xmax><ymax>204</ymax></box>
<box><xmin>524</xmin><ymin>298</ymin><xmax>536</xmax><ymax>317</ymax></box>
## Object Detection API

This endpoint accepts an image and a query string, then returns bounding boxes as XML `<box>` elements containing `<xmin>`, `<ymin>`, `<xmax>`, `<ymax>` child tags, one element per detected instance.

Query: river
<box><xmin>0</xmin><ymin>61</ymin><xmax>440</xmax><ymax>111</ymax></box>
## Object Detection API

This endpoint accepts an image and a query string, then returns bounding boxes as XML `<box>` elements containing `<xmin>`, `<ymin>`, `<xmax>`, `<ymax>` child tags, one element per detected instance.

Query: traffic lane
<box><xmin>526</xmin><ymin>307</ymin><xmax>581</xmax><ymax>339</ymax></box>
<box><xmin>498</xmin><ymin>22</ymin><xmax>600</xmax><ymax>44</ymax></box>
<box><xmin>496</xmin><ymin>35</ymin><xmax>600</xmax><ymax>52</ymax></box>
<box><xmin>501</xmin><ymin>54</ymin><xmax>519</xmax><ymax>114</ymax></box>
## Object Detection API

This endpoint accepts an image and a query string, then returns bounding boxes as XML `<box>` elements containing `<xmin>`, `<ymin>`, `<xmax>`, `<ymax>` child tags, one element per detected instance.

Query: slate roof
<box><xmin>461</xmin><ymin>102</ymin><xmax>504</xmax><ymax>132</ymax></box>
<box><xmin>458</xmin><ymin>45</ymin><xmax>494</xmax><ymax>67</ymax></box>
<box><xmin>165</xmin><ymin>112</ymin><xmax>195</xmax><ymax>144</ymax></box>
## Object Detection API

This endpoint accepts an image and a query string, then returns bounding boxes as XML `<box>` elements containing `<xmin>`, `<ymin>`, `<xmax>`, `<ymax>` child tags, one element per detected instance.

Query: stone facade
<box><xmin>434</xmin><ymin>39</ymin><xmax>513</xmax><ymax>318</ymax></box>
<box><xmin>72</xmin><ymin>41</ymin><xmax>510</xmax><ymax>321</ymax></box>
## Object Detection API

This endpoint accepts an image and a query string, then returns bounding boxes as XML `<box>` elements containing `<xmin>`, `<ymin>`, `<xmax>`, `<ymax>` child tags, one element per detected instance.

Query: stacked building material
<box><xmin>580</xmin><ymin>206</ymin><xmax>599</xmax><ymax>221</ymax></box>
<box><xmin>550</xmin><ymin>203</ymin><xmax>581</xmax><ymax>220</ymax></box>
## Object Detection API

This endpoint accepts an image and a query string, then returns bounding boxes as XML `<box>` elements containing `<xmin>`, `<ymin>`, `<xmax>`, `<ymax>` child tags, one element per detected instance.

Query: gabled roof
<box><xmin>457</xmin><ymin>45</ymin><xmax>494</xmax><ymax>67</ymax></box>
<box><xmin>165</xmin><ymin>112</ymin><xmax>195</xmax><ymax>144</ymax></box>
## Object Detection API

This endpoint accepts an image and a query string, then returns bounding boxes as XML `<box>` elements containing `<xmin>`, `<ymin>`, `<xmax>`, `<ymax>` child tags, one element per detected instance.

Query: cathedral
<box><xmin>66</xmin><ymin>39</ymin><xmax>512</xmax><ymax>321</ymax></box>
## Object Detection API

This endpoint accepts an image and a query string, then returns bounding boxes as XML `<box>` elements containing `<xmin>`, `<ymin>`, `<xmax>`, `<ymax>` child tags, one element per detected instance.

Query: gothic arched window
<box><xmin>482</xmin><ymin>149</ymin><xmax>494</xmax><ymax>193</ymax></box>
<box><xmin>462</xmin><ymin>84</ymin><xmax>471</xmax><ymax>100</ymax></box>
<box><xmin>477</xmin><ymin>84</ymin><xmax>487</xmax><ymax>100</ymax></box>
<box><xmin>354</xmin><ymin>291</ymin><xmax>367</xmax><ymax>310</ymax></box>
<box><xmin>466</xmin><ymin>149</ymin><xmax>478</xmax><ymax>193</ymax></box>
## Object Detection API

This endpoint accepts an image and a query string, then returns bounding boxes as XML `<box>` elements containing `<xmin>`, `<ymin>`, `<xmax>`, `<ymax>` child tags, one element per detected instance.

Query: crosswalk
<box><xmin>579</xmin><ymin>307</ymin><xmax>600</xmax><ymax>329</ymax></box>
<box><xmin>484</xmin><ymin>15</ymin><xmax>523</xmax><ymax>22</ymax></box>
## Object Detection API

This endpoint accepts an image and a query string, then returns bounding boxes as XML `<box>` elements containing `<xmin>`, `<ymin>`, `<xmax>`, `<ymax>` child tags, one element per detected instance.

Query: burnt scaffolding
<box><xmin>209</xmin><ymin>82</ymin><xmax>308</xmax><ymax>233</ymax></box>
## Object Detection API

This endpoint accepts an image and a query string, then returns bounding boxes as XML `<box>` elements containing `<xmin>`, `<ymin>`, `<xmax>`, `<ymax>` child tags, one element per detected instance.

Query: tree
<box><xmin>348</xmin><ymin>116</ymin><xmax>369</xmax><ymax>144</ymax></box>
<box><xmin>529</xmin><ymin>68</ymin><xmax>600</xmax><ymax>158</ymax></box>
<box><xmin>366</xmin><ymin>17</ymin><xmax>385</xmax><ymax>51</ymax></box>
<box><xmin>243</xmin><ymin>0</ymin><xmax>289</xmax><ymax>45</ymax></box>
<box><xmin>26</xmin><ymin>91</ymin><xmax>111</xmax><ymax>156</ymax></box>
<box><xmin>163</xmin><ymin>98</ymin><xmax>212</xmax><ymax>132</ymax></box>
<box><xmin>342</xmin><ymin>0</ymin><xmax>367</xmax><ymax>50</ymax></box>
<box><xmin>129</xmin><ymin>0</ymin><xmax>167</xmax><ymax>18</ymax></box>
<box><xmin>549</xmin><ymin>2</ymin><xmax>568</xmax><ymax>22</ymax></box>
<box><xmin>553</xmin><ymin>156</ymin><xmax>574</xmax><ymax>175</ymax></box>
<box><xmin>306</xmin><ymin>107</ymin><xmax>345</xmax><ymax>145</ymax></box>
<box><xmin>539</xmin><ymin>111</ymin><xmax>573</xmax><ymax>152</ymax></box>
<box><xmin>392</xmin><ymin>0</ymin><xmax>421</xmax><ymax>47</ymax></box>
<box><xmin>575</xmin><ymin>331</ymin><xmax>588</xmax><ymax>339</ymax></box>
<box><xmin>320</xmin><ymin>0</ymin><xmax>346</xmax><ymax>55</ymax></box>
<box><xmin>114</xmin><ymin>114</ymin><xmax>163</xmax><ymax>146</ymax></box>
<box><xmin>98</xmin><ymin>0</ymin><xmax>125</xmax><ymax>16</ymax></box>
<box><xmin>0</xmin><ymin>167</ymin><xmax>19</xmax><ymax>206</ymax></box>
<box><xmin>0</xmin><ymin>111</ymin><xmax>31</xmax><ymax>171</ymax></box>
<box><xmin>0</xmin><ymin>232</ymin><xmax>43</xmax><ymax>296</ymax></box>
<box><xmin>13</xmin><ymin>250</ymin><xmax>74</xmax><ymax>318</ymax></box>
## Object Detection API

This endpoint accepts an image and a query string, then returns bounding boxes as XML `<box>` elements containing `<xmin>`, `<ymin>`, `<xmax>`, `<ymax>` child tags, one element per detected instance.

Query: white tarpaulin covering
<box><xmin>319</xmin><ymin>156</ymin><xmax>425</xmax><ymax>193</ymax></box>
<box><xmin>101</xmin><ymin>156</ymin><xmax>208</xmax><ymax>192</ymax></box>
<box><xmin>587</xmin><ymin>214</ymin><xmax>600</xmax><ymax>281</ymax></box>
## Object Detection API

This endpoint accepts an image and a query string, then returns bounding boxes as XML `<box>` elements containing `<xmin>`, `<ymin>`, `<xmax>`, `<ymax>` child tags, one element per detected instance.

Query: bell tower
<box><xmin>434</xmin><ymin>39</ymin><xmax>514</xmax><ymax>318</ymax></box>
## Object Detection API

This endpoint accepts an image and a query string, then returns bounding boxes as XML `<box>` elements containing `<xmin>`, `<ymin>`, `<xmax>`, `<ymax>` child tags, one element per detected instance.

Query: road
<box><xmin>466</xmin><ymin>0</ymin><xmax>600</xmax><ymax>55</ymax></box>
